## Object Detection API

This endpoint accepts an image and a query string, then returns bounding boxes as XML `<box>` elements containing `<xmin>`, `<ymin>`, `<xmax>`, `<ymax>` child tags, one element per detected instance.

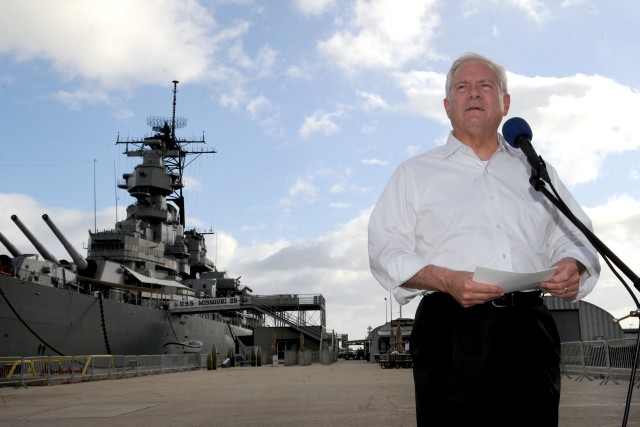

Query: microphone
<box><xmin>502</xmin><ymin>117</ymin><xmax>551</xmax><ymax>183</ymax></box>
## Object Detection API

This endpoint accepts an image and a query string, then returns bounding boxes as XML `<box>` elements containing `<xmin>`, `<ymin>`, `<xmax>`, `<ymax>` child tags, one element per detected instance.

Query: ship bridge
<box><xmin>169</xmin><ymin>294</ymin><xmax>326</xmax><ymax>341</ymax></box>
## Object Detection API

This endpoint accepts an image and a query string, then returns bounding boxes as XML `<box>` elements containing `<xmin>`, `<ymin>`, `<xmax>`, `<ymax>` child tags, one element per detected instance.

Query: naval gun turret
<box><xmin>0</xmin><ymin>232</ymin><xmax>20</xmax><ymax>277</ymax></box>
<box><xmin>0</xmin><ymin>231</ymin><xmax>22</xmax><ymax>257</ymax></box>
<box><xmin>7</xmin><ymin>215</ymin><xmax>78</xmax><ymax>288</ymax></box>
<box><xmin>42</xmin><ymin>214</ymin><xmax>90</xmax><ymax>272</ymax></box>
<box><xmin>11</xmin><ymin>214</ymin><xmax>58</xmax><ymax>264</ymax></box>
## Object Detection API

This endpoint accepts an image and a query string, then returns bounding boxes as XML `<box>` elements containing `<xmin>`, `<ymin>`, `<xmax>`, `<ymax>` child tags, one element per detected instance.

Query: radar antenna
<box><xmin>146</xmin><ymin>81</ymin><xmax>187</xmax><ymax>137</ymax></box>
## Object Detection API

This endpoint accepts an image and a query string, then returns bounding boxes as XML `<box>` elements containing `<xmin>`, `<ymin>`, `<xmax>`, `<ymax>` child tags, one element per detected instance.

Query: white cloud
<box><xmin>277</xmin><ymin>166</ymin><xmax>369</xmax><ymax>211</ymax></box>
<box><xmin>508</xmin><ymin>73</ymin><xmax>640</xmax><ymax>186</ymax></box>
<box><xmin>204</xmin><ymin>230</ymin><xmax>239</xmax><ymax>272</ymax></box>
<box><xmin>585</xmin><ymin>194</ymin><xmax>640</xmax><ymax>242</ymax></box>
<box><xmin>330</xmin><ymin>202</ymin><xmax>350</xmax><ymax>209</ymax></box>
<box><xmin>50</xmin><ymin>88</ymin><xmax>113</xmax><ymax>110</ymax></box>
<box><xmin>280</xmin><ymin>178</ymin><xmax>319</xmax><ymax>206</ymax></box>
<box><xmin>0</xmin><ymin>0</ymin><xmax>227</xmax><ymax>89</ymax></box>
<box><xmin>228</xmin><ymin>41</ymin><xmax>278</xmax><ymax>78</ymax></box>
<box><xmin>284</xmin><ymin>63</ymin><xmax>313</xmax><ymax>81</ymax></box>
<box><xmin>294</xmin><ymin>0</ymin><xmax>336</xmax><ymax>16</ymax></box>
<box><xmin>219</xmin><ymin>87</ymin><xmax>248</xmax><ymax>111</ymax></box>
<box><xmin>317</xmin><ymin>0</ymin><xmax>441</xmax><ymax>73</ymax></box>
<box><xmin>630</xmin><ymin>162</ymin><xmax>640</xmax><ymax>181</ymax></box>
<box><xmin>112</xmin><ymin>109</ymin><xmax>135</xmax><ymax>121</ymax></box>
<box><xmin>0</xmin><ymin>0</ymin><xmax>266</xmax><ymax>113</ymax></box>
<box><xmin>357</xmin><ymin>91</ymin><xmax>389</xmax><ymax>111</ymax></box>
<box><xmin>246</xmin><ymin>95</ymin><xmax>273</xmax><ymax>119</ymax></box>
<box><xmin>406</xmin><ymin>144</ymin><xmax>426</xmax><ymax>157</ymax></box>
<box><xmin>328</xmin><ymin>167</ymin><xmax>353</xmax><ymax>194</ymax></box>
<box><xmin>219</xmin><ymin>89</ymin><xmax>282</xmax><ymax>136</ymax></box>
<box><xmin>224</xmin><ymin>208</ymin><xmax>403</xmax><ymax>337</ymax></box>
<box><xmin>360</xmin><ymin>124</ymin><xmax>377</xmax><ymax>134</ymax></box>
<box><xmin>299</xmin><ymin>110</ymin><xmax>341</xmax><ymax>138</ymax></box>
<box><xmin>182</xmin><ymin>176</ymin><xmax>203</xmax><ymax>192</ymax></box>
<box><xmin>583</xmin><ymin>195</ymin><xmax>640</xmax><ymax>327</ymax></box>
<box><xmin>394</xmin><ymin>70</ymin><xmax>449</xmax><ymax>124</ymax></box>
<box><xmin>362</xmin><ymin>158</ymin><xmax>388</xmax><ymax>166</ymax></box>
<box><xmin>560</xmin><ymin>0</ymin><xmax>595</xmax><ymax>9</ymax></box>
<box><xmin>462</xmin><ymin>0</ymin><xmax>552</xmax><ymax>23</ymax></box>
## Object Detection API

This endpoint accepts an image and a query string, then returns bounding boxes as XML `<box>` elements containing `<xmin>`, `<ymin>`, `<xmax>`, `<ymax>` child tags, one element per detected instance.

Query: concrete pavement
<box><xmin>0</xmin><ymin>360</ymin><xmax>639</xmax><ymax>426</ymax></box>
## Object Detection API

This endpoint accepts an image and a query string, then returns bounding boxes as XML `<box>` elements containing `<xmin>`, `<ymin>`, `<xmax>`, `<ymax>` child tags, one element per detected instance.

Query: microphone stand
<box><xmin>529</xmin><ymin>159</ymin><xmax>640</xmax><ymax>427</ymax></box>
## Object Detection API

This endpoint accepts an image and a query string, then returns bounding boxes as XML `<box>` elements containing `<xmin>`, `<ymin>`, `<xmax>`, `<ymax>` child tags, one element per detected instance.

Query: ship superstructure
<box><xmin>85</xmin><ymin>81</ymin><xmax>225</xmax><ymax>301</ymax></box>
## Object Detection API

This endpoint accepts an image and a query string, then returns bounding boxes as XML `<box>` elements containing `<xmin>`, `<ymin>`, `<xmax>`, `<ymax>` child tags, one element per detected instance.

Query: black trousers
<box><xmin>410</xmin><ymin>292</ymin><xmax>561</xmax><ymax>427</ymax></box>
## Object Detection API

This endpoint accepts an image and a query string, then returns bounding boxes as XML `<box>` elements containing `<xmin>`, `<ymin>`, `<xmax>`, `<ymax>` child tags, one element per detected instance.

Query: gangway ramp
<box><xmin>168</xmin><ymin>294</ymin><xmax>326</xmax><ymax>341</ymax></box>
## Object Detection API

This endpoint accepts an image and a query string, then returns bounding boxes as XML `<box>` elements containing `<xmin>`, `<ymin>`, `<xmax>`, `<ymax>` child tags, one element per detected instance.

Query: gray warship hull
<box><xmin>0</xmin><ymin>275</ymin><xmax>250</xmax><ymax>357</ymax></box>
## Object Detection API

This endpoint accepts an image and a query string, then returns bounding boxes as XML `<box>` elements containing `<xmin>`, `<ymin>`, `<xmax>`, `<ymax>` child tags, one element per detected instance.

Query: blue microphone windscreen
<box><xmin>502</xmin><ymin>117</ymin><xmax>533</xmax><ymax>148</ymax></box>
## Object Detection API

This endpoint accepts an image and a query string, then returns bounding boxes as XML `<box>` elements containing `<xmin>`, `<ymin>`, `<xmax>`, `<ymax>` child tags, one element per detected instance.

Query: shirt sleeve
<box><xmin>368</xmin><ymin>165</ymin><xmax>428</xmax><ymax>304</ymax></box>
<box><xmin>545</xmin><ymin>167</ymin><xmax>601</xmax><ymax>301</ymax></box>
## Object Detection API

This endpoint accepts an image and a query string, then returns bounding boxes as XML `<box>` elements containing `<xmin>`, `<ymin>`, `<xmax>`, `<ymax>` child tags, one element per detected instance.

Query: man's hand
<box><xmin>403</xmin><ymin>266</ymin><xmax>504</xmax><ymax>308</ymax></box>
<box><xmin>541</xmin><ymin>257</ymin><xmax>583</xmax><ymax>300</ymax></box>
<box><xmin>443</xmin><ymin>271</ymin><xmax>504</xmax><ymax>307</ymax></box>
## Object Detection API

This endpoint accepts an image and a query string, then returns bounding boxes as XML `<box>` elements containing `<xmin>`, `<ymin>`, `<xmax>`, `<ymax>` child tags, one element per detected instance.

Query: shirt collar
<box><xmin>439</xmin><ymin>131</ymin><xmax>517</xmax><ymax>160</ymax></box>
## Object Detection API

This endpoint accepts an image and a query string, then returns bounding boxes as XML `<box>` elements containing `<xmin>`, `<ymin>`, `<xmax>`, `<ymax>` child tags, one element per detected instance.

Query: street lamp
<box><xmin>384</xmin><ymin>297</ymin><xmax>387</xmax><ymax>323</ymax></box>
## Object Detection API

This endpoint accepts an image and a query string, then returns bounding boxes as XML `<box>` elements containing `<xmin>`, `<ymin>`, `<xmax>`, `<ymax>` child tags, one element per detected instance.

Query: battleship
<box><xmin>0</xmin><ymin>81</ymin><xmax>259</xmax><ymax>357</ymax></box>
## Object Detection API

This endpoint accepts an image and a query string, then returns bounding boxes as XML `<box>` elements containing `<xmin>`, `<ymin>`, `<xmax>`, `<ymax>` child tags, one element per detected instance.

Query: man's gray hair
<box><xmin>445</xmin><ymin>52</ymin><xmax>508</xmax><ymax>98</ymax></box>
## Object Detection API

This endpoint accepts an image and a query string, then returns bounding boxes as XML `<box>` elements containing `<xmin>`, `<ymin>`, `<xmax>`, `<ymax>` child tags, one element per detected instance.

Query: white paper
<box><xmin>472</xmin><ymin>266</ymin><xmax>556</xmax><ymax>293</ymax></box>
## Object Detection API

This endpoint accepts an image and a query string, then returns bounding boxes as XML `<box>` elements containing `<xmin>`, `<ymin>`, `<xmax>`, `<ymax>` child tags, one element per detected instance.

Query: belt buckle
<box><xmin>491</xmin><ymin>293</ymin><xmax>512</xmax><ymax>308</ymax></box>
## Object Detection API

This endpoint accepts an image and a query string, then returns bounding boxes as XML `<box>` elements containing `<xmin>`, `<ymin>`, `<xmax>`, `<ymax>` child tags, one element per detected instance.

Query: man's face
<box><xmin>444</xmin><ymin>60</ymin><xmax>510</xmax><ymax>136</ymax></box>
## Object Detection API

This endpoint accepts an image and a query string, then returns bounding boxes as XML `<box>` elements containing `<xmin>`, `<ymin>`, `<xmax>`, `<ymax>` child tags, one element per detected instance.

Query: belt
<box><xmin>490</xmin><ymin>290</ymin><xmax>543</xmax><ymax>308</ymax></box>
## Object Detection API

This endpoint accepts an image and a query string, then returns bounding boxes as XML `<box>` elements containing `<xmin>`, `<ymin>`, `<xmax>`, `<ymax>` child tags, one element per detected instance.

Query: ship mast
<box><xmin>116</xmin><ymin>81</ymin><xmax>216</xmax><ymax>228</ymax></box>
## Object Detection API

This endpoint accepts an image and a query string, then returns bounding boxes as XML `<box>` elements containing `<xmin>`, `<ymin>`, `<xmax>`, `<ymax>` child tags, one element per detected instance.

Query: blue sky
<box><xmin>2</xmin><ymin>0</ymin><xmax>640</xmax><ymax>340</ymax></box>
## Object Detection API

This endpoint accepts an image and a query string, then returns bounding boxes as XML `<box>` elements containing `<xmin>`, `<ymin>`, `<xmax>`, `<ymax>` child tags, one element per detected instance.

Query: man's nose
<box><xmin>468</xmin><ymin>84</ymin><xmax>480</xmax><ymax>97</ymax></box>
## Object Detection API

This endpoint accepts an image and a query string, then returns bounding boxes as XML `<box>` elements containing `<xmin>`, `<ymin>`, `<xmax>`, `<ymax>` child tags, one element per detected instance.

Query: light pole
<box><xmin>384</xmin><ymin>297</ymin><xmax>387</xmax><ymax>323</ymax></box>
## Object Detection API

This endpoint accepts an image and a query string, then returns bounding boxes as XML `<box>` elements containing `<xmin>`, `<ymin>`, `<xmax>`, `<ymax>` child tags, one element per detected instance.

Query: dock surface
<box><xmin>1</xmin><ymin>360</ymin><xmax>639</xmax><ymax>426</ymax></box>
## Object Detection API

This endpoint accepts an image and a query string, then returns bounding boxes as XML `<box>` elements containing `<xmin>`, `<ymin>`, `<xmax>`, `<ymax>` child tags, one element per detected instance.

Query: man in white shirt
<box><xmin>368</xmin><ymin>52</ymin><xmax>600</xmax><ymax>426</ymax></box>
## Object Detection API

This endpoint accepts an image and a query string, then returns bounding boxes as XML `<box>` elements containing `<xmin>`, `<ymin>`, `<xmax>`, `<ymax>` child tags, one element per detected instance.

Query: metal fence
<box><xmin>1</xmin><ymin>349</ymin><xmax>338</xmax><ymax>388</ymax></box>
<box><xmin>0</xmin><ymin>354</ymin><xmax>208</xmax><ymax>388</ymax></box>
<box><xmin>562</xmin><ymin>339</ymin><xmax>640</xmax><ymax>386</ymax></box>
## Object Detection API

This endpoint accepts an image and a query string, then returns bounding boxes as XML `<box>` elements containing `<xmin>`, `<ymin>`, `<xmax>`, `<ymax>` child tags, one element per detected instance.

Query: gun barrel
<box><xmin>11</xmin><ymin>214</ymin><xmax>59</xmax><ymax>264</ymax></box>
<box><xmin>0</xmin><ymin>231</ymin><xmax>22</xmax><ymax>257</ymax></box>
<box><xmin>42</xmin><ymin>214</ymin><xmax>89</xmax><ymax>271</ymax></box>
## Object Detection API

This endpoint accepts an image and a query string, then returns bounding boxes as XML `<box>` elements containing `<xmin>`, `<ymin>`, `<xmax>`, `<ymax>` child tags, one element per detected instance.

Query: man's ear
<box><xmin>502</xmin><ymin>93</ymin><xmax>511</xmax><ymax>116</ymax></box>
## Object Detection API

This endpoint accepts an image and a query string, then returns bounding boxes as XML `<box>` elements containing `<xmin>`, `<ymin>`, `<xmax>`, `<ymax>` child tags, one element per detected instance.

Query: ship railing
<box><xmin>0</xmin><ymin>354</ymin><xmax>206</xmax><ymax>387</ymax></box>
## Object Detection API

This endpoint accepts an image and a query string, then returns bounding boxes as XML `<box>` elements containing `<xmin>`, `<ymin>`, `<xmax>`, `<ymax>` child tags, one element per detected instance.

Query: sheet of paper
<box><xmin>472</xmin><ymin>266</ymin><xmax>556</xmax><ymax>293</ymax></box>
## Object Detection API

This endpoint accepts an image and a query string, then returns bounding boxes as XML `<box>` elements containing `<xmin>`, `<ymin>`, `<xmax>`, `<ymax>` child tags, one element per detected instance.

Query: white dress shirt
<box><xmin>368</xmin><ymin>132</ymin><xmax>600</xmax><ymax>304</ymax></box>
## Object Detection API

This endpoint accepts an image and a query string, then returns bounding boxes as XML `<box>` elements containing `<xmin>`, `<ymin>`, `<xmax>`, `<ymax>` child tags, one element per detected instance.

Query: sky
<box><xmin>2</xmin><ymin>0</ymin><xmax>640</xmax><ymax>341</ymax></box>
